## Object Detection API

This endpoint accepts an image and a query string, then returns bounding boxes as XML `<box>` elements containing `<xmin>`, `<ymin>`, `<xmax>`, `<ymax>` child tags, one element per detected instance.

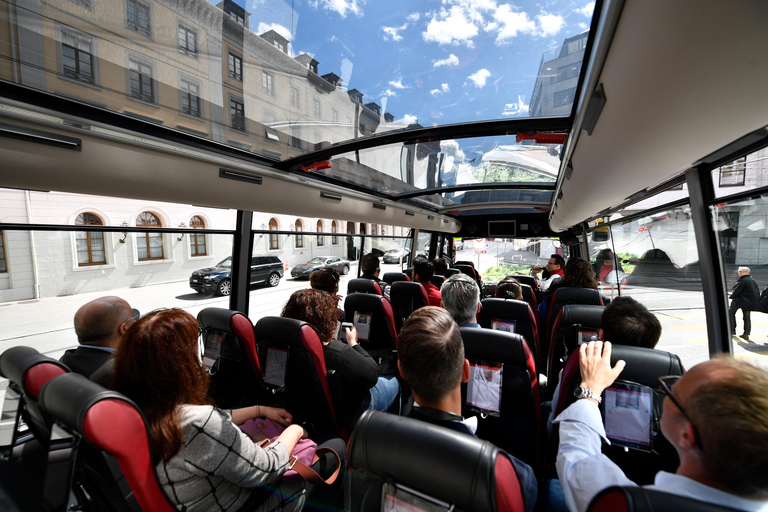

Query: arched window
<box><xmin>371</xmin><ymin>224</ymin><xmax>377</xmax><ymax>236</ymax></box>
<box><xmin>331</xmin><ymin>221</ymin><xmax>338</xmax><ymax>245</ymax></box>
<box><xmin>0</xmin><ymin>231</ymin><xmax>8</xmax><ymax>273</ymax></box>
<box><xmin>269</xmin><ymin>218</ymin><xmax>279</xmax><ymax>250</ymax></box>
<box><xmin>295</xmin><ymin>219</ymin><xmax>304</xmax><ymax>248</ymax></box>
<box><xmin>136</xmin><ymin>212</ymin><xmax>164</xmax><ymax>261</ymax></box>
<box><xmin>189</xmin><ymin>215</ymin><xmax>206</xmax><ymax>256</ymax></box>
<box><xmin>317</xmin><ymin>220</ymin><xmax>324</xmax><ymax>246</ymax></box>
<box><xmin>75</xmin><ymin>212</ymin><xmax>106</xmax><ymax>266</ymax></box>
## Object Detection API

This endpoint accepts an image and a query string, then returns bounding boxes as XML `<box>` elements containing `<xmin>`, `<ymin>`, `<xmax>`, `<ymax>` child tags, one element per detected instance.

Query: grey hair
<box><xmin>738</xmin><ymin>266</ymin><xmax>751</xmax><ymax>274</ymax></box>
<box><xmin>441</xmin><ymin>273</ymin><xmax>480</xmax><ymax>325</ymax></box>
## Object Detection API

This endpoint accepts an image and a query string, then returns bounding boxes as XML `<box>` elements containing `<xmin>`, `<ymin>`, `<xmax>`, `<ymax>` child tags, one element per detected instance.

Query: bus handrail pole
<box><xmin>229</xmin><ymin>210</ymin><xmax>254</xmax><ymax>315</ymax></box>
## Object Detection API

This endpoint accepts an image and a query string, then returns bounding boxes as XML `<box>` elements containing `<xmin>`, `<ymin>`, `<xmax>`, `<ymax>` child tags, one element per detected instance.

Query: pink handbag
<box><xmin>240</xmin><ymin>418</ymin><xmax>340</xmax><ymax>485</ymax></box>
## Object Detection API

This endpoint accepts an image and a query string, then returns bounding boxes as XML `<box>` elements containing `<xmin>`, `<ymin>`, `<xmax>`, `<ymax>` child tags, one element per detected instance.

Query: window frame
<box><xmin>269</xmin><ymin>218</ymin><xmax>279</xmax><ymax>250</ymax></box>
<box><xmin>718</xmin><ymin>157</ymin><xmax>747</xmax><ymax>187</ymax></box>
<box><xmin>125</xmin><ymin>0</ymin><xmax>153</xmax><ymax>39</ymax></box>
<box><xmin>74</xmin><ymin>212</ymin><xmax>107</xmax><ymax>267</ymax></box>
<box><xmin>331</xmin><ymin>221</ymin><xmax>338</xmax><ymax>245</ymax></box>
<box><xmin>228</xmin><ymin>50</ymin><xmax>243</xmax><ymax>81</ymax></box>
<box><xmin>189</xmin><ymin>215</ymin><xmax>207</xmax><ymax>257</ymax></box>
<box><xmin>126</xmin><ymin>53</ymin><xmax>157</xmax><ymax>105</ymax></box>
<box><xmin>262</xmin><ymin>70</ymin><xmax>275</xmax><ymax>96</ymax></box>
<box><xmin>313</xmin><ymin>98</ymin><xmax>321</xmax><ymax>118</ymax></box>
<box><xmin>290</xmin><ymin>86</ymin><xmax>300</xmax><ymax>108</ymax></box>
<box><xmin>136</xmin><ymin>211</ymin><xmax>165</xmax><ymax>261</ymax></box>
<box><xmin>295</xmin><ymin>219</ymin><xmax>304</xmax><ymax>248</ymax></box>
<box><xmin>177</xmin><ymin>21</ymin><xmax>198</xmax><ymax>59</ymax></box>
<box><xmin>0</xmin><ymin>231</ymin><xmax>7</xmax><ymax>273</ymax></box>
<box><xmin>229</xmin><ymin>95</ymin><xmax>247</xmax><ymax>133</ymax></box>
<box><xmin>56</xmin><ymin>24</ymin><xmax>99</xmax><ymax>88</ymax></box>
<box><xmin>317</xmin><ymin>220</ymin><xmax>324</xmax><ymax>246</ymax></box>
<box><xmin>179</xmin><ymin>75</ymin><xmax>203</xmax><ymax>118</ymax></box>
<box><xmin>553</xmin><ymin>87</ymin><xmax>576</xmax><ymax>107</ymax></box>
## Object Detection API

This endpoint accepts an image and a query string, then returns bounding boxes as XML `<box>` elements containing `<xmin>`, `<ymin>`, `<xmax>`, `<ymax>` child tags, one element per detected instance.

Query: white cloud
<box><xmin>257</xmin><ymin>22</ymin><xmax>292</xmax><ymax>42</ymax></box>
<box><xmin>402</xmin><ymin>114</ymin><xmax>418</xmax><ymax>124</ymax></box>
<box><xmin>423</xmin><ymin>6</ymin><xmax>479</xmax><ymax>46</ymax></box>
<box><xmin>430</xmin><ymin>83</ymin><xmax>451</xmax><ymax>96</ymax></box>
<box><xmin>382</xmin><ymin>23</ymin><xmax>408</xmax><ymax>42</ymax></box>
<box><xmin>493</xmin><ymin>5</ymin><xmax>536</xmax><ymax>43</ymax></box>
<box><xmin>313</xmin><ymin>0</ymin><xmax>363</xmax><ymax>18</ymax></box>
<box><xmin>441</xmin><ymin>139</ymin><xmax>466</xmax><ymax>162</ymax></box>
<box><xmin>577</xmin><ymin>22</ymin><xmax>588</xmax><ymax>30</ymax></box>
<box><xmin>441</xmin><ymin>83</ymin><xmax>450</xmax><ymax>93</ymax></box>
<box><xmin>406</xmin><ymin>12</ymin><xmax>420</xmax><ymax>22</ymax></box>
<box><xmin>537</xmin><ymin>13</ymin><xmax>565</xmax><ymax>37</ymax></box>
<box><xmin>577</xmin><ymin>2</ymin><xmax>595</xmax><ymax>16</ymax></box>
<box><xmin>430</xmin><ymin>89</ymin><xmax>441</xmax><ymax>96</ymax></box>
<box><xmin>381</xmin><ymin>89</ymin><xmax>398</xmax><ymax>97</ymax></box>
<box><xmin>389</xmin><ymin>80</ymin><xmax>409</xmax><ymax>89</ymax></box>
<box><xmin>433</xmin><ymin>54</ymin><xmax>460</xmax><ymax>68</ymax></box>
<box><xmin>468</xmin><ymin>68</ymin><xmax>491</xmax><ymax>88</ymax></box>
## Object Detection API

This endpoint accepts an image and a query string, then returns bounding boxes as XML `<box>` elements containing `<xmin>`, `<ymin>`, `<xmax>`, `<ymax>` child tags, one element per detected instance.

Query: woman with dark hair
<box><xmin>281</xmin><ymin>289</ymin><xmax>400</xmax><ymax>427</ymax></box>
<box><xmin>538</xmin><ymin>257</ymin><xmax>602</xmax><ymax>326</ymax></box>
<box><xmin>111</xmin><ymin>308</ymin><xmax>323</xmax><ymax>512</ymax></box>
<box><xmin>309</xmin><ymin>266</ymin><xmax>344</xmax><ymax>320</ymax></box>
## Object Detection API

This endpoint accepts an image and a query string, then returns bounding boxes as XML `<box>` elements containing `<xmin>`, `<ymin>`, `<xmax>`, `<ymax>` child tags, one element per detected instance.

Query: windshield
<box><xmin>307</xmin><ymin>257</ymin><xmax>326</xmax><ymax>264</ymax></box>
<box><xmin>216</xmin><ymin>257</ymin><xmax>232</xmax><ymax>268</ymax></box>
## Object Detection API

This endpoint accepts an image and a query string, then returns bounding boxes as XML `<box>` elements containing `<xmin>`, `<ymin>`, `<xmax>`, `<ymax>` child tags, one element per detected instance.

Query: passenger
<box><xmin>60</xmin><ymin>296</ymin><xmax>138</xmax><ymax>387</ymax></box>
<box><xmin>360</xmin><ymin>253</ymin><xmax>383</xmax><ymax>283</ymax></box>
<box><xmin>592</xmin><ymin>249</ymin><xmax>622</xmax><ymax>284</ymax></box>
<box><xmin>432</xmin><ymin>257</ymin><xmax>448</xmax><ymax>277</ymax></box>
<box><xmin>729</xmin><ymin>266</ymin><xmax>759</xmax><ymax>341</ymax></box>
<box><xmin>495</xmin><ymin>279</ymin><xmax>523</xmax><ymax>300</ymax></box>
<box><xmin>412</xmin><ymin>257</ymin><xmax>442</xmax><ymax>307</ymax></box>
<box><xmin>530</xmin><ymin>253</ymin><xmax>565</xmax><ymax>293</ymax></box>
<box><xmin>441</xmin><ymin>273</ymin><xmax>481</xmax><ymax>327</ymax></box>
<box><xmin>281</xmin><ymin>289</ymin><xmax>400</xmax><ymax>427</ymax></box>
<box><xmin>556</xmin><ymin>342</ymin><xmax>768</xmax><ymax>512</ymax></box>
<box><xmin>111</xmin><ymin>308</ymin><xmax>342</xmax><ymax>512</ymax></box>
<box><xmin>538</xmin><ymin>257</ymin><xmax>599</xmax><ymax>327</ymax></box>
<box><xmin>310</xmin><ymin>266</ymin><xmax>344</xmax><ymax>321</ymax></box>
<box><xmin>397</xmin><ymin>307</ymin><xmax>537</xmax><ymax>512</ymax></box>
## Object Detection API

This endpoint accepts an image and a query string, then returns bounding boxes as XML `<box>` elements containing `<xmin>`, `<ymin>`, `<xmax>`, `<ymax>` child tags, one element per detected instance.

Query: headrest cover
<box><xmin>197</xmin><ymin>307</ymin><xmax>236</xmax><ymax>332</ymax></box>
<box><xmin>0</xmin><ymin>346</ymin><xmax>68</xmax><ymax>392</ymax></box>
<box><xmin>460</xmin><ymin>327</ymin><xmax>529</xmax><ymax>365</ymax></box>
<box><xmin>39</xmin><ymin>373</ymin><xmax>127</xmax><ymax>433</ymax></box>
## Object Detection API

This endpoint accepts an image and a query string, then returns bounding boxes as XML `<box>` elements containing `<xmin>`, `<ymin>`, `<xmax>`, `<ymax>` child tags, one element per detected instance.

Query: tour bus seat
<box><xmin>543</xmin><ymin>288</ymin><xmax>604</xmax><ymax>369</ymax></box>
<box><xmin>39</xmin><ymin>372</ymin><xmax>176</xmax><ymax>512</ymax></box>
<box><xmin>197</xmin><ymin>308</ymin><xmax>268</xmax><ymax>409</ymax></box>
<box><xmin>348</xmin><ymin>410</ymin><xmax>528</xmax><ymax>512</ymax></box>
<box><xmin>389</xmin><ymin>281</ymin><xmax>429</xmax><ymax>332</ymax></box>
<box><xmin>343</xmin><ymin>293</ymin><xmax>398</xmax><ymax>375</ymax></box>
<box><xmin>477</xmin><ymin>298</ymin><xmax>540</xmax><ymax>367</ymax></box>
<box><xmin>454</xmin><ymin>264</ymin><xmax>481</xmax><ymax>282</ymax></box>
<box><xmin>347</xmin><ymin>278</ymin><xmax>383</xmax><ymax>295</ymax></box>
<box><xmin>545</xmin><ymin>305</ymin><xmax>605</xmax><ymax>396</ymax></box>
<box><xmin>0</xmin><ymin>346</ymin><xmax>72</xmax><ymax>511</ymax></box>
<box><xmin>382</xmin><ymin>272</ymin><xmax>410</xmax><ymax>285</ymax></box>
<box><xmin>551</xmin><ymin>345</ymin><xmax>684</xmax><ymax>484</ymax></box>
<box><xmin>507</xmin><ymin>275</ymin><xmax>538</xmax><ymax>291</ymax></box>
<box><xmin>444</xmin><ymin>268</ymin><xmax>460</xmax><ymax>278</ymax></box>
<box><xmin>254</xmin><ymin>317</ymin><xmax>348</xmax><ymax>440</ymax></box>
<box><xmin>588</xmin><ymin>485</ymin><xmax>745</xmax><ymax>512</ymax></box>
<box><xmin>431</xmin><ymin>275</ymin><xmax>446</xmax><ymax>288</ymax></box>
<box><xmin>518</xmin><ymin>283</ymin><xmax>539</xmax><ymax>319</ymax></box>
<box><xmin>459</xmin><ymin>327</ymin><xmax>540</xmax><ymax>470</ymax></box>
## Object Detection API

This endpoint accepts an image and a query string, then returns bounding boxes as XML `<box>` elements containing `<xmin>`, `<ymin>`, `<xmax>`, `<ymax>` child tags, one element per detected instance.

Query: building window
<box><xmin>553</xmin><ymin>87</ymin><xmax>576</xmax><ymax>107</ymax></box>
<box><xmin>178</xmin><ymin>24</ymin><xmax>197</xmax><ymax>58</ymax></box>
<box><xmin>69</xmin><ymin>0</ymin><xmax>93</xmax><ymax>8</ymax></box>
<box><xmin>291</xmin><ymin>127</ymin><xmax>302</xmax><ymax>149</ymax></box>
<box><xmin>295</xmin><ymin>219</ymin><xmax>303</xmax><ymax>248</ymax></box>
<box><xmin>230</xmin><ymin>97</ymin><xmax>246</xmax><ymax>132</ymax></box>
<box><xmin>317</xmin><ymin>220</ymin><xmax>324</xmax><ymax>246</ymax></box>
<box><xmin>331</xmin><ymin>221</ymin><xmax>338</xmax><ymax>245</ymax></box>
<box><xmin>0</xmin><ymin>231</ymin><xmax>7</xmax><ymax>273</ymax></box>
<box><xmin>74</xmin><ymin>212</ymin><xmax>106</xmax><ymax>266</ymax></box>
<box><xmin>180</xmin><ymin>77</ymin><xmax>202</xmax><ymax>117</ymax></box>
<box><xmin>62</xmin><ymin>41</ymin><xmax>94</xmax><ymax>83</ymax></box>
<box><xmin>262</xmin><ymin>70</ymin><xmax>274</xmax><ymax>95</ymax></box>
<box><xmin>269</xmin><ymin>218</ymin><xmax>279</xmax><ymax>250</ymax></box>
<box><xmin>290</xmin><ymin>86</ymin><xmax>300</xmax><ymax>108</ymax></box>
<box><xmin>128</xmin><ymin>57</ymin><xmax>155</xmax><ymax>103</ymax></box>
<box><xmin>126</xmin><ymin>0</ymin><xmax>152</xmax><ymax>38</ymax></box>
<box><xmin>313</xmin><ymin>98</ymin><xmax>321</xmax><ymax>118</ymax></box>
<box><xmin>189</xmin><ymin>216</ymin><xmax>207</xmax><ymax>256</ymax></box>
<box><xmin>228</xmin><ymin>51</ymin><xmax>243</xmax><ymax>81</ymax></box>
<box><xmin>719</xmin><ymin>157</ymin><xmax>747</xmax><ymax>187</ymax></box>
<box><xmin>332</xmin><ymin>109</ymin><xmax>338</xmax><ymax>123</ymax></box>
<box><xmin>557</xmin><ymin>63</ymin><xmax>580</xmax><ymax>82</ymax></box>
<box><xmin>136</xmin><ymin>212</ymin><xmax>164</xmax><ymax>261</ymax></box>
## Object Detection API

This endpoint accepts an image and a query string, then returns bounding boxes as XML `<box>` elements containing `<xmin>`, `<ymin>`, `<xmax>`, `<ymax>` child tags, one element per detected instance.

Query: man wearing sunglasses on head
<box><xmin>555</xmin><ymin>341</ymin><xmax>768</xmax><ymax>512</ymax></box>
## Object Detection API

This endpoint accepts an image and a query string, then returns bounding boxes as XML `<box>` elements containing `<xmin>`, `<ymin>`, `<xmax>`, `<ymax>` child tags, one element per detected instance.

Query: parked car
<box><xmin>190</xmin><ymin>255</ymin><xmax>284</xmax><ymax>296</ymax></box>
<box><xmin>383</xmin><ymin>248</ymin><xmax>409</xmax><ymax>264</ymax></box>
<box><xmin>290</xmin><ymin>256</ymin><xmax>350</xmax><ymax>279</ymax></box>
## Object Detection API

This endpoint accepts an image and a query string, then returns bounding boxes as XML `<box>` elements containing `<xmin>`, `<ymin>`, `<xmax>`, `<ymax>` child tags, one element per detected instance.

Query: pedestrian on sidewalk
<box><xmin>730</xmin><ymin>266</ymin><xmax>759</xmax><ymax>341</ymax></box>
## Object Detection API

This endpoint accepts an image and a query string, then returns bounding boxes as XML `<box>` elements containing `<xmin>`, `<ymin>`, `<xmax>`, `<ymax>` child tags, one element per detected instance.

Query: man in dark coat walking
<box><xmin>730</xmin><ymin>266</ymin><xmax>759</xmax><ymax>340</ymax></box>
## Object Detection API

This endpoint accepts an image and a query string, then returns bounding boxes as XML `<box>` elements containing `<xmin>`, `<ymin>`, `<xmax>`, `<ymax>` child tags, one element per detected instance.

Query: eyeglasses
<box><xmin>658</xmin><ymin>375</ymin><xmax>704</xmax><ymax>451</ymax></box>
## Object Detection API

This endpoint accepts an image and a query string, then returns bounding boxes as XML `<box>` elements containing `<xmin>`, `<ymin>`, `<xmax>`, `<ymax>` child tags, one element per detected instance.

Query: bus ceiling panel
<box><xmin>0</xmin><ymin>125</ymin><xmax>458</xmax><ymax>233</ymax></box>
<box><xmin>550</xmin><ymin>0</ymin><xmax>768</xmax><ymax>232</ymax></box>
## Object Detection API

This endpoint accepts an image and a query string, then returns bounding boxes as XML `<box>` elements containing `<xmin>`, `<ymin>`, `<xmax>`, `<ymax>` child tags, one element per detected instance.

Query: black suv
<box><xmin>190</xmin><ymin>255</ymin><xmax>284</xmax><ymax>296</ymax></box>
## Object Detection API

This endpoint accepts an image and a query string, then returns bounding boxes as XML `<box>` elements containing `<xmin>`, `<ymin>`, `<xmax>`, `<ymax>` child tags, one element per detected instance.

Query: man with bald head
<box><xmin>60</xmin><ymin>296</ymin><xmax>137</xmax><ymax>385</ymax></box>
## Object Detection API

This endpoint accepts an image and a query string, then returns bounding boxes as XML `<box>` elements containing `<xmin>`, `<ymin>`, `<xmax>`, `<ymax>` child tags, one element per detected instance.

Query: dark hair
<box><xmin>310</xmin><ymin>266</ymin><xmax>340</xmax><ymax>294</ymax></box>
<box><xmin>432</xmin><ymin>257</ymin><xmax>448</xmax><ymax>275</ymax></box>
<box><xmin>111</xmin><ymin>309</ymin><xmax>209</xmax><ymax>463</ymax></box>
<box><xmin>281</xmin><ymin>289</ymin><xmax>338</xmax><ymax>343</ymax></box>
<box><xmin>398</xmin><ymin>307</ymin><xmax>464</xmax><ymax>404</ymax></box>
<box><xmin>594</xmin><ymin>249</ymin><xmax>614</xmax><ymax>262</ymax></box>
<box><xmin>550</xmin><ymin>254</ymin><xmax>565</xmax><ymax>268</ymax></box>
<box><xmin>413</xmin><ymin>257</ymin><xmax>434</xmax><ymax>282</ymax></box>
<box><xmin>599</xmin><ymin>296</ymin><xmax>661</xmax><ymax>348</ymax></box>
<box><xmin>561</xmin><ymin>257</ymin><xmax>598</xmax><ymax>289</ymax></box>
<box><xmin>361</xmin><ymin>253</ymin><xmax>380</xmax><ymax>274</ymax></box>
<box><xmin>495</xmin><ymin>280</ymin><xmax>522</xmax><ymax>300</ymax></box>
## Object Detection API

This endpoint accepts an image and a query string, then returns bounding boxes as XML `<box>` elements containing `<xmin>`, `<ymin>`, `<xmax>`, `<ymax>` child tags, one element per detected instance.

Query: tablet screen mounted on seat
<box><xmin>381</xmin><ymin>482</ymin><xmax>452</xmax><ymax>512</ymax></box>
<box><xmin>467</xmin><ymin>362</ymin><xmax>503</xmax><ymax>416</ymax></box>
<box><xmin>492</xmin><ymin>319</ymin><xmax>516</xmax><ymax>333</ymax></box>
<box><xmin>203</xmin><ymin>331</ymin><xmax>223</xmax><ymax>371</ymax></box>
<box><xmin>263</xmin><ymin>347</ymin><xmax>288</xmax><ymax>389</ymax></box>
<box><xmin>602</xmin><ymin>382</ymin><xmax>653</xmax><ymax>452</ymax></box>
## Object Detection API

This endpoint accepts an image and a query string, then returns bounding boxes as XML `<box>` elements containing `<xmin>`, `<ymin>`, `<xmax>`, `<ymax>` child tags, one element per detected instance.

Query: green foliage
<box><xmin>483</xmin><ymin>264</ymin><xmax>535</xmax><ymax>281</ymax></box>
<box><xmin>471</xmin><ymin>163</ymin><xmax>556</xmax><ymax>183</ymax></box>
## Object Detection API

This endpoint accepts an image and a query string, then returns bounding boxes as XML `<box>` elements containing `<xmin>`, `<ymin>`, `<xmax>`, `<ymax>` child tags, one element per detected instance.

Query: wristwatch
<box><xmin>574</xmin><ymin>386</ymin><xmax>602</xmax><ymax>404</ymax></box>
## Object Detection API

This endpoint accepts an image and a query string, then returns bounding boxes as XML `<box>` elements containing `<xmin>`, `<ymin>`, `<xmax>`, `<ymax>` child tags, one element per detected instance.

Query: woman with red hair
<box><xmin>112</xmin><ymin>308</ymin><xmax>312</xmax><ymax>511</ymax></box>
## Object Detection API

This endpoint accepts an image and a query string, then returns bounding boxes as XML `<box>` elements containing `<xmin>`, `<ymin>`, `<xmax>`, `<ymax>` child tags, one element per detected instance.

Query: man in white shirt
<box><xmin>531</xmin><ymin>253</ymin><xmax>565</xmax><ymax>293</ymax></box>
<box><xmin>556</xmin><ymin>341</ymin><xmax>768</xmax><ymax>512</ymax></box>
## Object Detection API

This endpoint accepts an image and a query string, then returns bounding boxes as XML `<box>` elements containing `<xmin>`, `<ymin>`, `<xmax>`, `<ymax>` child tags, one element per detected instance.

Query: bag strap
<box><xmin>288</xmin><ymin>447</ymin><xmax>341</xmax><ymax>485</ymax></box>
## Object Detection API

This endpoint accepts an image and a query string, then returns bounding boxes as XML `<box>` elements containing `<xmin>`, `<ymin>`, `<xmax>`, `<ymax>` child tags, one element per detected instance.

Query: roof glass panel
<box><xmin>0</xmin><ymin>0</ymin><xmax>593</xmax><ymax>162</ymax></box>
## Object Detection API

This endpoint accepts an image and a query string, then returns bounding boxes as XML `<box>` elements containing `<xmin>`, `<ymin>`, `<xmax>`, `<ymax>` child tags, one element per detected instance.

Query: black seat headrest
<box><xmin>459</xmin><ymin>327</ymin><xmax>529</xmax><ymax>365</ymax></box>
<box><xmin>609</xmin><ymin>345</ymin><xmax>685</xmax><ymax>385</ymax></box>
<box><xmin>383</xmin><ymin>272</ymin><xmax>409</xmax><ymax>284</ymax></box>
<box><xmin>552</xmin><ymin>287</ymin><xmax>603</xmax><ymax>305</ymax></box>
<box><xmin>589</xmin><ymin>485</ymin><xmax>743</xmax><ymax>512</ymax></box>
<box><xmin>481</xmin><ymin>298</ymin><xmax>532</xmax><ymax>319</ymax></box>
<box><xmin>560</xmin><ymin>304</ymin><xmax>605</xmax><ymax>328</ymax></box>
<box><xmin>0</xmin><ymin>346</ymin><xmax>69</xmax><ymax>391</ymax></box>
<box><xmin>197</xmin><ymin>307</ymin><xmax>237</xmax><ymax>332</ymax></box>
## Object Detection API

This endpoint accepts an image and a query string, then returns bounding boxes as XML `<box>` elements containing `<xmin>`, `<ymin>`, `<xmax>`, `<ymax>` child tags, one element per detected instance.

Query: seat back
<box><xmin>39</xmin><ymin>372</ymin><xmax>175</xmax><ymax>512</ymax></box>
<box><xmin>459</xmin><ymin>327</ymin><xmax>540</xmax><ymax>469</ymax></box>
<box><xmin>348</xmin><ymin>410</ymin><xmax>526</xmax><ymax>512</ymax></box>
<box><xmin>507</xmin><ymin>275</ymin><xmax>538</xmax><ymax>291</ymax></box>
<box><xmin>382</xmin><ymin>272</ymin><xmax>410</xmax><ymax>285</ymax></box>
<box><xmin>552</xmin><ymin>345</ymin><xmax>684</xmax><ymax>484</ymax></box>
<box><xmin>477</xmin><ymin>298</ymin><xmax>540</xmax><ymax>366</ymax></box>
<box><xmin>197</xmin><ymin>308</ymin><xmax>266</xmax><ymax>409</ymax></box>
<box><xmin>445</xmin><ymin>268</ymin><xmax>460</xmax><ymax>278</ymax></box>
<box><xmin>588</xmin><ymin>486</ymin><xmax>745</xmax><ymax>512</ymax></box>
<box><xmin>389</xmin><ymin>281</ymin><xmax>429</xmax><ymax>332</ymax></box>
<box><xmin>518</xmin><ymin>283</ymin><xmax>538</xmax><ymax>317</ymax></box>
<box><xmin>546</xmin><ymin>305</ymin><xmax>604</xmax><ymax>390</ymax></box>
<box><xmin>347</xmin><ymin>278</ymin><xmax>383</xmax><ymax>295</ymax></box>
<box><xmin>254</xmin><ymin>317</ymin><xmax>347</xmax><ymax>440</ymax></box>
<box><xmin>343</xmin><ymin>293</ymin><xmax>398</xmax><ymax>375</ymax></box>
<box><xmin>431</xmin><ymin>275</ymin><xmax>446</xmax><ymax>288</ymax></box>
<box><xmin>544</xmin><ymin>288</ymin><xmax>604</xmax><ymax>368</ymax></box>
<box><xmin>454</xmin><ymin>264</ymin><xmax>480</xmax><ymax>281</ymax></box>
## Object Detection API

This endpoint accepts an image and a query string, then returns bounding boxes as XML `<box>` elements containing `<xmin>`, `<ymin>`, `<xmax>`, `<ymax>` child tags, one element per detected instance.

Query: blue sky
<box><xmin>222</xmin><ymin>0</ymin><xmax>595</xmax><ymax>127</ymax></box>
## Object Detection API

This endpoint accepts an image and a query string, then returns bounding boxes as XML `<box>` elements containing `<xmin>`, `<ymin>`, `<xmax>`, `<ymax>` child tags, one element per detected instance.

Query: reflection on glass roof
<box><xmin>0</xmin><ymin>0</ymin><xmax>592</xmax><ymax>162</ymax></box>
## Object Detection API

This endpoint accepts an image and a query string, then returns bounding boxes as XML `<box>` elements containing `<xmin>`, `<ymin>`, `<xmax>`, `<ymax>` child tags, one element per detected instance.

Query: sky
<box><xmin>220</xmin><ymin>0</ymin><xmax>595</xmax><ymax>128</ymax></box>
